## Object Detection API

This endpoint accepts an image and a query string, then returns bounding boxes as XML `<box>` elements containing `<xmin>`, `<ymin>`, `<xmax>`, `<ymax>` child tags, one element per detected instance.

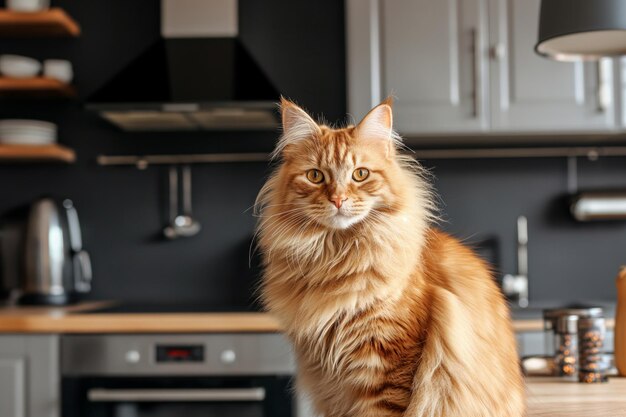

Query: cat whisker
<box><xmin>256</xmin><ymin>206</ymin><xmax>314</xmax><ymax>220</ymax></box>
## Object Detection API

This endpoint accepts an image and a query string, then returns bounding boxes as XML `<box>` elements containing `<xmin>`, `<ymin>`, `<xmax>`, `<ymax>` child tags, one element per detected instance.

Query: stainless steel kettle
<box><xmin>18</xmin><ymin>198</ymin><xmax>92</xmax><ymax>305</ymax></box>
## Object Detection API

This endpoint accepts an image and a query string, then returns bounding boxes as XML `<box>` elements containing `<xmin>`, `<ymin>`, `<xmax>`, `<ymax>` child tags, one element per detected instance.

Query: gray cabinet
<box><xmin>347</xmin><ymin>0</ymin><xmax>621</xmax><ymax>136</ymax></box>
<box><xmin>347</xmin><ymin>0</ymin><xmax>489</xmax><ymax>134</ymax></box>
<box><xmin>488</xmin><ymin>0</ymin><xmax>618</xmax><ymax>132</ymax></box>
<box><xmin>0</xmin><ymin>357</ymin><xmax>25</xmax><ymax>417</ymax></box>
<box><xmin>0</xmin><ymin>336</ymin><xmax>60</xmax><ymax>417</ymax></box>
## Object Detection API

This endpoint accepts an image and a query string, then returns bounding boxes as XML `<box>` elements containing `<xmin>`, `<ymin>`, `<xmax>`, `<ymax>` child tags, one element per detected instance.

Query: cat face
<box><xmin>274</xmin><ymin>99</ymin><xmax>401</xmax><ymax>230</ymax></box>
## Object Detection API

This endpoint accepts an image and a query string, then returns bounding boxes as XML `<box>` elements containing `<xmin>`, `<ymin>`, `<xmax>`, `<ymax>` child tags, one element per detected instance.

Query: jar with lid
<box><xmin>543</xmin><ymin>307</ymin><xmax>604</xmax><ymax>378</ymax></box>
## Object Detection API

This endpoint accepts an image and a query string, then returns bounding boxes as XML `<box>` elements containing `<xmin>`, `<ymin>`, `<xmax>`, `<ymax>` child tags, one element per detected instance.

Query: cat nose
<box><xmin>330</xmin><ymin>196</ymin><xmax>348</xmax><ymax>209</ymax></box>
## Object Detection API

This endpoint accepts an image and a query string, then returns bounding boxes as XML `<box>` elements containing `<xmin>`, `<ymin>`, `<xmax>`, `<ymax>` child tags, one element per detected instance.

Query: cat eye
<box><xmin>306</xmin><ymin>169</ymin><xmax>324</xmax><ymax>184</ymax></box>
<box><xmin>352</xmin><ymin>168</ymin><xmax>370</xmax><ymax>182</ymax></box>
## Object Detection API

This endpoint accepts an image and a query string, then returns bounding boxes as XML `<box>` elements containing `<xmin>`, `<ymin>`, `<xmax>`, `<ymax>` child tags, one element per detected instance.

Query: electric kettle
<box><xmin>18</xmin><ymin>198</ymin><xmax>92</xmax><ymax>305</ymax></box>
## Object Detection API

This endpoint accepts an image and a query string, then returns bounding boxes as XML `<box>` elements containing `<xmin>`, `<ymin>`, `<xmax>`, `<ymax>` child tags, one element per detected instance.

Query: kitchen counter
<box><xmin>0</xmin><ymin>302</ymin><xmax>281</xmax><ymax>333</ymax></box>
<box><xmin>527</xmin><ymin>377</ymin><xmax>626</xmax><ymax>417</ymax></box>
<box><xmin>0</xmin><ymin>302</ymin><xmax>615</xmax><ymax>333</ymax></box>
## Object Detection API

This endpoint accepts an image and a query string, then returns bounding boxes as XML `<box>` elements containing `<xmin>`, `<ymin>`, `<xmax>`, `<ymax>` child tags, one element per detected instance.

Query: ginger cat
<box><xmin>256</xmin><ymin>98</ymin><xmax>525</xmax><ymax>417</ymax></box>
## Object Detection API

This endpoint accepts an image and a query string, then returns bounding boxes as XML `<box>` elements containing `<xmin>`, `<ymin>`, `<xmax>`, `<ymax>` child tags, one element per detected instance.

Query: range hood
<box><xmin>86</xmin><ymin>0</ymin><xmax>280</xmax><ymax>131</ymax></box>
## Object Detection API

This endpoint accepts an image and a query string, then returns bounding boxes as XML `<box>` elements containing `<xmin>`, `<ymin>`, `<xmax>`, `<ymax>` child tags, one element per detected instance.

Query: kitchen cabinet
<box><xmin>0</xmin><ymin>335</ymin><xmax>60</xmax><ymax>417</ymax></box>
<box><xmin>346</xmin><ymin>0</ymin><xmax>620</xmax><ymax>137</ymax></box>
<box><xmin>347</xmin><ymin>0</ymin><xmax>489</xmax><ymax>134</ymax></box>
<box><xmin>488</xmin><ymin>0</ymin><xmax>617</xmax><ymax>132</ymax></box>
<box><xmin>0</xmin><ymin>356</ymin><xmax>25</xmax><ymax>417</ymax></box>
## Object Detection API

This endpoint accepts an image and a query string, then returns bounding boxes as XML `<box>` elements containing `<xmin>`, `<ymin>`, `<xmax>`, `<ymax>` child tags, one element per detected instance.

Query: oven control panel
<box><xmin>61</xmin><ymin>334</ymin><xmax>295</xmax><ymax>376</ymax></box>
<box><xmin>156</xmin><ymin>345</ymin><xmax>204</xmax><ymax>362</ymax></box>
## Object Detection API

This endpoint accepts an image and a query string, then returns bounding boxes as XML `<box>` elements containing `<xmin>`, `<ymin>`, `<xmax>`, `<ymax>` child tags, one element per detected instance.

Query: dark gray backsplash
<box><xmin>0</xmin><ymin>0</ymin><xmax>624</xmax><ymax>306</ymax></box>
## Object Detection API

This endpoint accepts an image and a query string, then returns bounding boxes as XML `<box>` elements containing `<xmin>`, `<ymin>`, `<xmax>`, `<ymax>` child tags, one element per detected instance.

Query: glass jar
<box><xmin>543</xmin><ymin>307</ymin><xmax>604</xmax><ymax>379</ymax></box>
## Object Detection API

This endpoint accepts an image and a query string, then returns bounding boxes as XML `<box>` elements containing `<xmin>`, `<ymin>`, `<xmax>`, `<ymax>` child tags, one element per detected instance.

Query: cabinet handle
<box><xmin>596</xmin><ymin>60</ymin><xmax>610</xmax><ymax>113</ymax></box>
<box><xmin>87</xmin><ymin>387</ymin><xmax>266</xmax><ymax>402</ymax></box>
<box><xmin>470</xmin><ymin>28</ymin><xmax>480</xmax><ymax>118</ymax></box>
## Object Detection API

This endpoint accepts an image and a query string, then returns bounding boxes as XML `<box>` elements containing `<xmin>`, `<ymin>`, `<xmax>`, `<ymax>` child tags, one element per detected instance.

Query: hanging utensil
<box><xmin>163</xmin><ymin>165</ymin><xmax>201</xmax><ymax>239</ymax></box>
<box><xmin>163</xmin><ymin>166</ymin><xmax>180</xmax><ymax>239</ymax></box>
<box><xmin>173</xmin><ymin>164</ymin><xmax>201</xmax><ymax>237</ymax></box>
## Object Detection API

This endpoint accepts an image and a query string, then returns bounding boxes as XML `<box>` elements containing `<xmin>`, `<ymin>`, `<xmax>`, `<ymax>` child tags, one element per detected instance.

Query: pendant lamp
<box><xmin>536</xmin><ymin>0</ymin><xmax>626</xmax><ymax>61</ymax></box>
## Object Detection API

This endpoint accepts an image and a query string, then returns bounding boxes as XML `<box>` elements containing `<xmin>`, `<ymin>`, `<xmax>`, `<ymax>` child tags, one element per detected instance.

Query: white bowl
<box><xmin>43</xmin><ymin>59</ymin><xmax>73</xmax><ymax>84</ymax></box>
<box><xmin>0</xmin><ymin>55</ymin><xmax>41</xmax><ymax>78</ymax></box>
<box><xmin>6</xmin><ymin>0</ymin><xmax>49</xmax><ymax>12</ymax></box>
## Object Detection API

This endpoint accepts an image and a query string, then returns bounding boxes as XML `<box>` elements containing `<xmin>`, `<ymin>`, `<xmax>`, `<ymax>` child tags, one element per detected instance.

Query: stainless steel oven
<box><xmin>61</xmin><ymin>334</ymin><xmax>296</xmax><ymax>417</ymax></box>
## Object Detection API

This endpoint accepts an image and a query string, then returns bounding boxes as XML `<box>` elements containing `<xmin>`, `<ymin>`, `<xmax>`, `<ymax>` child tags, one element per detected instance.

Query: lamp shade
<box><xmin>536</xmin><ymin>0</ymin><xmax>626</xmax><ymax>61</ymax></box>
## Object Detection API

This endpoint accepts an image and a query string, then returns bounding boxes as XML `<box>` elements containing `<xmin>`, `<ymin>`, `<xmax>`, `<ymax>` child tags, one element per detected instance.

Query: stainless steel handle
<box><xmin>182</xmin><ymin>164</ymin><xmax>193</xmax><ymax>216</ymax></box>
<box><xmin>169</xmin><ymin>165</ymin><xmax>179</xmax><ymax>223</ymax></box>
<box><xmin>517</xmin><ymin>216</ymin><xmax>528</xmax><ymax>277</ymax></box>
<box><xmin>596</xmin><ymin>60</ymin><xmax>609</xmax><ymax>113</ymax></box>
<box><xmin>87</xmin><ymin>387</ymin><xmax>266</xmax><ymax>402</ymax></box>
<box><xmin>470</xmin><ymin>28</ymin><xmax>479</xmax><ymax>118</ymax></box>
<box><xmin>502</xmin><ymin>216</ymin><xmax>529</xmax><ymax>308</ymax></box>
<box><xmin>63</xmin><ymin>199</ymin><xmax>82</xmax><ymax>252</ymax></box>
<box><xmin>73</xmin><ymin>250</ymin><xmax>92</xmax><ymax>293</ymax></box>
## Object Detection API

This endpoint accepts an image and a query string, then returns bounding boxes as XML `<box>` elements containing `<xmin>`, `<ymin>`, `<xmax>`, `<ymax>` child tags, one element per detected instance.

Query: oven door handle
<box><xmin>87</xmin><ymin>387</ymin><xmax>266</xmax><ymax>402</ymax></box>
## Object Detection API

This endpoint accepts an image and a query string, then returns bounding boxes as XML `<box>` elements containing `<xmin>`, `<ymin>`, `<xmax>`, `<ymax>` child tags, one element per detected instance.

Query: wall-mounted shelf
<box><xmin>0</xmin><ymin>144</ymin><xmax>75</xmax><ymax>163</ymax></box>
<box><xmin>0</xmin><ymin>8</ymin><xmax>80</xmax><ymax>37</ymax></box>
<box><xmin>0</xmin><ymin>77</ymin><xmax>76</xmax><ymax>98</ymax></box>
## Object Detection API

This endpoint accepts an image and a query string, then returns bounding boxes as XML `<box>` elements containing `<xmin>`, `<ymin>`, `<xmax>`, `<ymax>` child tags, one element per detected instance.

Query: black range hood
<box><xmin>87</xmin><ymin>9</ymin><xmax>280</xmax><ymax>131</ymax></box>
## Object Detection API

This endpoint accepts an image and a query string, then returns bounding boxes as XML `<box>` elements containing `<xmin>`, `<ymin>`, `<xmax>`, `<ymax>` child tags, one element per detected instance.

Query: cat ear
<box><xmin>355</xmin><ymin>98</ymin><xmax>396</xmax><ymax>157</ymax></box>
<box><xmin>274</xmin><ymin>98</ymin><xmax>321</xmax><ymax>159</ymax></box>
<box><xmin>281</xmin><ymin>98</ymin><xmax>320</xmax><ymax>141</ymax></box>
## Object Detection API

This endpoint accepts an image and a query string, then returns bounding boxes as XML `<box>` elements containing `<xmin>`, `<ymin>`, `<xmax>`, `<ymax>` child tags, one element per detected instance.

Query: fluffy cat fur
<box><xmin>256</xmin><ymin>98</ymin><xmax>525</xmax><ymax>417</ymax></box>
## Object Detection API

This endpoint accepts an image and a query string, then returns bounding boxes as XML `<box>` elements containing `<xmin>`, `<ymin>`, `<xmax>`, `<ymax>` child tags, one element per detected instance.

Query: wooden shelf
<box><xmin>0</xmin><ymin>8</ymin><xmax>80</xmax><ymax>37</ymax></box>
<box><xmin>0</xmin><ymin>77</ymin><xmax>76</xmax><ymax>98</ymax></box>
<box><xmin>0</xmin><ymin>144</ymin><xmax>75</xmax><ymax>163</ymax></box>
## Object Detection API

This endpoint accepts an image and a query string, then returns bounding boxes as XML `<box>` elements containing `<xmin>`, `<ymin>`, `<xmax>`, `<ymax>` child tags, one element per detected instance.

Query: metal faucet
<box><xmin>503</xmin><ymin>216</ymin><xmax>529</xmax><ymax>308</ymax></box>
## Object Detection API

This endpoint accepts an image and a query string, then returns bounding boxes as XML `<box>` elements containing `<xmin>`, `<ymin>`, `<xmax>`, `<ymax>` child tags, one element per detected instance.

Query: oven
<box><xmin>61</xmin><ymin>334</ymin><xmax>296</xmax><ymax>417</ymax></box>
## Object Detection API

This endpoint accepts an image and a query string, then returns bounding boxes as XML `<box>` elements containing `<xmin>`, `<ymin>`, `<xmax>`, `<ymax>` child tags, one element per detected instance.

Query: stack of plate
<box><xmin>0</xmin><ymin>120</ymin><xmax>57</xmax><ymax>145</ymax></box>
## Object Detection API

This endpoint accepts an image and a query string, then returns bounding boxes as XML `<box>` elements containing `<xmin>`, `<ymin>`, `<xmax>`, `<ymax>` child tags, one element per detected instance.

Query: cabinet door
<box><xmin>0</xmin><ymin>358</ymin><xmax>25</xmax><ymax>417</ymax></box>
<box><xmin>0</xmin><ymin>336</ymin><xmax>59</xmax><ymax>417</ymax></box>
<box><xmin>489</xmin><ymin>0</ymin><xmax>618</xmax><ymax>133</ymax></box>
<box><xmin>347</xmin><ymin>0</ymin><xmax>490</xmax><ymax>135</ymax></box>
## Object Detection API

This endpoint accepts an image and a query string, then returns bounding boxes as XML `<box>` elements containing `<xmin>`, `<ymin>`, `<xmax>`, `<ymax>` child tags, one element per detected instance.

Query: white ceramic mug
<box><xmin>6</xmin><ymin>0</ymin><xmax>50</xmax><ymax>12</ymax></box>
<box><xmin>43</xmin><ymin>59</ymin><xmax>73</xmax><ymax>84</ymax></box>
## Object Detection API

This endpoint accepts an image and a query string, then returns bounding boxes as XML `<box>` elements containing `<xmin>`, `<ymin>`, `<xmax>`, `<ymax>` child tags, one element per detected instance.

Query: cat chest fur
<box><xmin>292</xmin><ymin>302</ymin><xmax>424</xmax><ymax>416</ymax></box>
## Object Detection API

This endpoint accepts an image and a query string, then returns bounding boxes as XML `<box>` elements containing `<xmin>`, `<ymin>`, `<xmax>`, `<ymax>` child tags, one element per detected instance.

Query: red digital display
<box><xmin>167</xmin><ymin>348</ymin><xmax>190</xmax><ymax>358</ymax></box>
<box><xmin>156</xmin><ymin>345</ymin><xmax>204</xmax><ymax>362</ymax></box>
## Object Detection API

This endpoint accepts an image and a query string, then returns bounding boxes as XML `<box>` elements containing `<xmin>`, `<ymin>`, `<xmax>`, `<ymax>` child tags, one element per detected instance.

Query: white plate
<box><xmin>0</xmin><ymin>119</ymin><xmax>57</xmax><ymax>145</ymax></box>
<box><xmin>0</xmin><ymin>136</ymin><xmax>55</xmax><ymax>145</ymax></box>
<box><xmin>0</xmin><ymin>119</ymin><xmax>56</xmax><ymax>130</ymax></box>
<box><xmin>0</xmin><ymin>127</ymin><xmax>55</xmax><ymax>134</ymax></box>
<box><xmin>0</xmin><ymin>133</ymin><xmax>56</xmax><ymax>141</ymax></box>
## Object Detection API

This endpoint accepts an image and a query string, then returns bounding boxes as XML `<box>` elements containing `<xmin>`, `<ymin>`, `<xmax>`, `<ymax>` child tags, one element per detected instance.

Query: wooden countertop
<box><xmin>0</xmin><ymin>302</ymin><xmax>282</xmax><ymax>333</ymax></box>
<box><xmin>0</xmin><ymin>302</ymin><xmax>614</xmax><ymax>333</ymax></box>
<box><xmin>527</xmin><ymin>377</ymin><xmax>626</xmax><ymax>416</ymax></box>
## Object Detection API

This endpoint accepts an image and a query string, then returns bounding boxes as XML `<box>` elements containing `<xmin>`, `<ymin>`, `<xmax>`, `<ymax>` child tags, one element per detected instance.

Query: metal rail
<box><xmin>96</xmin><ymin>153</ymin><xmax>270</xmax><ymax>168</ymax></box>
<box><xmin>96</xmin><ymin>146</ymin><xmax>626</xmax><ymax>168</ymax></box>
